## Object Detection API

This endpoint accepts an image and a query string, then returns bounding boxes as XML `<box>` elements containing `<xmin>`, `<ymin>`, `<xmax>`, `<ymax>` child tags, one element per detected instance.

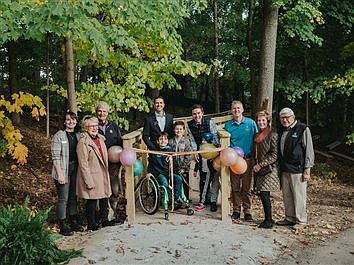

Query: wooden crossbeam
<box><xmin>328</xmin><ymin>151</ymin><xmax>354</xmax><ymax>163</ymax></box>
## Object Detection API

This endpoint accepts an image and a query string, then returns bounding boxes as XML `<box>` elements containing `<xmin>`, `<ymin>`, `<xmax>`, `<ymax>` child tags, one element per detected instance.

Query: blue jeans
<box><xmin>55</xmin><ymin>162</ymin><xmax>78</xmax><ymax>220</ymax></box>
<box><xmin>156</xmin><ymin>173</ymin><xmax>183</xmax><ymax>200</ymax></box>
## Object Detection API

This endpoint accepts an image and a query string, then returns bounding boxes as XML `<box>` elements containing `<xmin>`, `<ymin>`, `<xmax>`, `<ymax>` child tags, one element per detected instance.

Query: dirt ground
<box><xmin>57</xmin><ymin>193</ymin><xmax>354</xmax><ymax>265</ymax></box>
<box><xmin>57</xmin><ymin>176</ymin><xmax>354</xmax><ymax>265</ymax></box>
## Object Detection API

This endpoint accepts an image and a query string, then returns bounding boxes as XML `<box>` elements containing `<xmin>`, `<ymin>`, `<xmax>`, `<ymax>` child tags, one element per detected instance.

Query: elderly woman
<box><xmin>77</xmin><ymin>116</ymin><xmax>115</xmax><ymax>231</ymax></box>
<box><xmin>252</xmin><ymin>111</ymin><xmax>280</xmax><ymax>229</ymax></box>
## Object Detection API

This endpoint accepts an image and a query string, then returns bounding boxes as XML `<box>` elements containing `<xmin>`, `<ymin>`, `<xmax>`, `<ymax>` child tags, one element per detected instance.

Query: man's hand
<box><xmin>302</xmin><ymin>168</ymin><xmax>311</xmax><ymax>182</ymax></box>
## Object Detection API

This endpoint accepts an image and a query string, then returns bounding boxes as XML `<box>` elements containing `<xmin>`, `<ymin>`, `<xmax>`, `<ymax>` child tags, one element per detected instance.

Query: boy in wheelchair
<box><xmin>146</xmin><ymin>132</ymin><xmax>190</xmax><ymax>210</ymax></box>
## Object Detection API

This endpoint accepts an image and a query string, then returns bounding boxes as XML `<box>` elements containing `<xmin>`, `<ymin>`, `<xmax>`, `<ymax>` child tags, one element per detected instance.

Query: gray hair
<box><xmin>279</xmin><ymin>107</ymin><xmax>295</xmax><ymax>117</ymax></box>
<box><xmin>81</xmin><ymin>116</ymin><xmax>99</xmax><ymax>130</ymax></box>
<box><xmin>95</xmin><ymin>101</ymin><xmax>110</xmax><ymax>112</ymax></box>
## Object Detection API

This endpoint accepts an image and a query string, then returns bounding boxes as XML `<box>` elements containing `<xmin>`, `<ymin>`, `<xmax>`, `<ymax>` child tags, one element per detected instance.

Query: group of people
<box><xmin>225</xmin><ymin>100</ymin><xmax>314</xmax><ymax>229</ymax></box>
<box><xmin>142</xmin><ymin>97</ymin><xmax>221</xmax><ymax>212</ymax></box>
<box><xmin>51</xmin><ymin>102</ymin><xmax>125</xmax><ymax>236</ymax></box>
<box><xmin>51</xmin><ymin>96</ymin><xmax>314</xmax><ymax>236</ymax></box>
<box><xmin>142</xmin><ymin>97</ymin><xmax>315</xmax><ymax>230</ymax></box>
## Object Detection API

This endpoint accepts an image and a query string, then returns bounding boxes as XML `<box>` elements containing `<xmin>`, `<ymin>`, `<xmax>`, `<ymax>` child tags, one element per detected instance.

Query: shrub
<box><xmin>313</xmin><ymin>162</ymin><xmax>337</xmax><ymax>180</ymax></box>
<box><xmin>0</xmin><ymin>197</ymin><xmax>82</xmax><ymax>265</ymax></box>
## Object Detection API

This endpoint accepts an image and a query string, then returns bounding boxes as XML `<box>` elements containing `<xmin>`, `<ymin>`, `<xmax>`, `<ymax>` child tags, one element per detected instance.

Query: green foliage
<box><xmin>313</xmin><ymin>162</ymin><xmax>337</xmax><ymax>180</ymax></box>
<box><xmin>346</xmin><ymin>132</ymin><xmax>354</xmax><ymax>145</ymax></box>
<box><xmin>324</xmin><ymin>67</ymin><xmax>354</xmax><ymax>95</ymax></box>
<box><xmin>0</xmin><ymin>92</ymin><xmax>46</xmax><ymax>164</ymax></box>
<box><xmin>275</xmin><ymin>0</ymin><xmax>324</xmax><ymax>46</ymax></box>
<box><xmin>0</xmin><ymin>197</ymin><xmax>82</xmax><ymax>265</ymax></box>
<box><xmin>276</xmin><ymin>75</ymin><xmax>332</xmax><ymax>103</ymax></box>
<box><xmin>0</xmin><ymin>138</ymin><xmax>7</xmax><ymax>157</ymax></box>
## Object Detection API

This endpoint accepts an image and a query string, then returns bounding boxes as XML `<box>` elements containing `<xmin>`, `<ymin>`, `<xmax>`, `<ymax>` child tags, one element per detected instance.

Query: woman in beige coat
<box><xmin>77</xmin><ymin>116</ymin><xmax>115</xmax><ymax>231</ymax></box>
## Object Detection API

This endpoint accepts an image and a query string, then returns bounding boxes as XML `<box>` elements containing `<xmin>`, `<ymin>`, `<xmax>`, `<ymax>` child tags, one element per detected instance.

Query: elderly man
<box><xmin>276</xmin><ymin>107</ymin><xmax>314</xmax><ymax>228</ymax></box>
<box><xmin>95</xmin><ymin>101</ymin><xmax>124</xmax><ymax>224</ymax></box>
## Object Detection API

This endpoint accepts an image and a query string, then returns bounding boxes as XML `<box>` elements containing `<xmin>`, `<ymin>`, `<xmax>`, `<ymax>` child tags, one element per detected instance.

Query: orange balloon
<box><xmin>212</xmin><ymin>156</ymin><xmax>221</xmax><ymax>172</ymax></box>
<box><xmin>230</xmin><ymin>157</ymin><xmax>247</xmax><ymax>174</ymax></box>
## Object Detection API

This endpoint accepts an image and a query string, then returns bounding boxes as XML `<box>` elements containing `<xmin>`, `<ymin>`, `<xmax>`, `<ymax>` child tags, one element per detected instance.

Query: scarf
<box><xmin>254</xmin><ymin>126</ymin><xmax>271</xmax><ymax>144</ymax></box>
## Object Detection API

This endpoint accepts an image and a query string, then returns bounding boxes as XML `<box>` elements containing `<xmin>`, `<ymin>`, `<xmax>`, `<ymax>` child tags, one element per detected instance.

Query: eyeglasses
<box><xmin>280</xmin><ymin>115</ymin><xmax>293</xmax><ymax>120</ymax></box>
<box><xmin>86</xmin><ymin>124</ymin><xmax>98</xmax><ymax>128</ymax></box>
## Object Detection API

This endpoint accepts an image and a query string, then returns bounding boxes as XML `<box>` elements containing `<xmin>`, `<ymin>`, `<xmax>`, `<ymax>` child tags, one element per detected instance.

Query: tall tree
<box><xmin>64</xmin><ymin>38</ymin><xmax>77</xmax><ymax>114</ymax></box>
<box><xmin>213</xmin><ymin>0</ymin><xmax>220</xmax><ymax>112</ymax></box>
<box><xmin>247</xmin><ymin>0</ymin><xmax>257</xmax><ymax>115</ymax></box>
<box><xmin>8</xmin><ymin>41</ymin><xmax>20</xmax><ymax>124</ymax></box>
<box><xmin>258</xmin><ymin>0</ymin><xmax>279</xmax><ymax>114</ymax></box>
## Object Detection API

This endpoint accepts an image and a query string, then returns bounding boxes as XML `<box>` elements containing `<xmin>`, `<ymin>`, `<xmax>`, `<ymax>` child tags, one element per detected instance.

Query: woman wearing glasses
<box><xmin>76</xmin><ymin>116</ymin><xmax>115</xmax><ymax>231</ymax></box>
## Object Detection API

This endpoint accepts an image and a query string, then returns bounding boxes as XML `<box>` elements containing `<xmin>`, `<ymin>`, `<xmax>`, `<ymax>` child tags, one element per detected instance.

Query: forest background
<box><xmin>0</xmin><ymin>1</ymin><xmax>353</xmax><ymax>188</ymax></box>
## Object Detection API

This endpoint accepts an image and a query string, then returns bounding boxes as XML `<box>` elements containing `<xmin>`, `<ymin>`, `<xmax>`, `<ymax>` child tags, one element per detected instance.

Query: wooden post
<box><xmin>218</xmin><ymin>129</ymin><xmax>231</xmax><ymax>222</ymax></box>
<box><xmin>122</xmin><ymin>137</ymin><xmax>135</xmax><ymax>225</ymax></box>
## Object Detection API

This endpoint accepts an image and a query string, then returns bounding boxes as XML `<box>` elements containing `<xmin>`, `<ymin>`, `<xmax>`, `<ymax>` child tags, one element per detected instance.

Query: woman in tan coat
<box><xmin>77</xmin><ymin>116</ymin><xmax>115</xmax><ymax>231</ymax></box>
<box><xmin>253</xmin><ymin>111</ymin><xmax>280</xmax><ymax>229</ymax></box>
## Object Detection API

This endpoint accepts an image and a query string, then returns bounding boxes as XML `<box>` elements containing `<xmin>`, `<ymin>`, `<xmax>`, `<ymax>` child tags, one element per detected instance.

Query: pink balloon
<box><xmin>108</xmin><ymin>146</ymin><xmax>123</xmax><ymax>163</ymax></box>
<box><xmin>120</xmin><ymin>148</ymin><xmax>137</xmax><ymax>166</ymax></box>
<box><xmin>212</xmin><ymin>156</ymin><xmax>221</xmax><ymax>172</ymax></box>
<box><xmin>220</xmin><ymin>147</ymin><xmax>238</xmax><ymax>166</ymax></box>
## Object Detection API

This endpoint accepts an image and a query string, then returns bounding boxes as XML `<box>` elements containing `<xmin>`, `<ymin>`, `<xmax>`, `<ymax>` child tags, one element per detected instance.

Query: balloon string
<box><xmin>129</xmin><ymin>147</ymin><xmax>226</xmax><ymax>157</ymax></box>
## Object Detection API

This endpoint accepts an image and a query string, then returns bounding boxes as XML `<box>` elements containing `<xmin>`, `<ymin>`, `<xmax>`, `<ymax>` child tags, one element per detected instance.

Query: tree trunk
<box><xmin>8</xmin><ymin>41</ymin><xmax>20</xmax><ymax>125</ymax></box>
<box><xmin>213</xmin><ymin>0</ymin><xmax>220</xmax><ymax>113</ymax></box>
<box><xmin>258</xmin><ymin>0</ymin><xmax>278</xmax><ymax>114</ymax></box>
<box><xmin>247</xmin><ymin>0</ymin><xmax>256</xmax><ymax>116</ymax></box>
<box><xmin>65</xmin><ymin>37</ymin><xmax>77</xmax><ymax>114</ymax></box>
<box><xmin>303</xmin><ymin>49</ymin><xmax>309</xmax><ymax>125</ymax></box>
<box><xmin>46</xmin><ymin>35</ymin><xmax>50</xmax><ymax>138</ymax></box>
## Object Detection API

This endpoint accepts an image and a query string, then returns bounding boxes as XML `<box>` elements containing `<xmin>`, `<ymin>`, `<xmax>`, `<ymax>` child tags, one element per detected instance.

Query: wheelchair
<box><xmin>135</xmin><ymin>174</ymin><xmax>194</xmax><ymax>220</ymax></box>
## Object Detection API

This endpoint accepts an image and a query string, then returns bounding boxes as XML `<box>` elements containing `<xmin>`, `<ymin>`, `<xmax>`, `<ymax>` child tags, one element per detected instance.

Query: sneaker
<box><xmin>244</xmin><ymin>213</ymin><xmax>253</xmax><ymax>221</ymax></box>
<box><xmin>195</xmin><ymin>204</ymin><xmax>206</xmax><ymax>212</ymax></box>
<box><xmin>275</xmin><ymin>219</ymin><xmax>296</xmax><ymax>226</ymax></box>
<box><xmin>231</xmin><ymin>212</ymin><xmax>240</xmax><ymax>220</ymax></box>
<box><xmin>210</xmin><ymin>202</ymin><xmax>217</xmax><ymax>212</ymax></box>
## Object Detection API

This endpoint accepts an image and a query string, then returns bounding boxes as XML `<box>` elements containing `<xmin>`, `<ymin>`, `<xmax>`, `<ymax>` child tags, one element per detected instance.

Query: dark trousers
<box><xmin>197</xmin><ymin>155</ymin><xmax>215</xmax><ymax>203</ymax></box>
<box><xmin>55</xmin><ymin>162</ymin><xmax>78</xmax><ymax>220</ymax></box>
<box><xmin>85</xmin><ymin>198</ymin><xmax>109</xmax><ymax>226</ymax></box>
<box><xmin>259</xmin><ymin>191</ymin><xmax>272</xmax><ymax>221</ymax></box>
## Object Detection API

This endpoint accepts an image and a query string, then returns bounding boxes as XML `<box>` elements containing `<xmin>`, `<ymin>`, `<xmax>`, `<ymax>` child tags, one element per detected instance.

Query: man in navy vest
<box><xmin>96</xmin><ymin>101</ymin><xmax>124</xmax><ymax>225</ymax></box>
<box><xmin>276</xmin><ymin>107</ymin><xmax>314</xmax><ymax>229</ymax></box>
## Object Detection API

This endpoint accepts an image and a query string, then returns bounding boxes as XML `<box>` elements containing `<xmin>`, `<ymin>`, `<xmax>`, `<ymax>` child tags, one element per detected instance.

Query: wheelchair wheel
<box><xmin>138</xmin><ymin>176</ymin><xmax>160</xmax><ymax>215</ymax></box>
